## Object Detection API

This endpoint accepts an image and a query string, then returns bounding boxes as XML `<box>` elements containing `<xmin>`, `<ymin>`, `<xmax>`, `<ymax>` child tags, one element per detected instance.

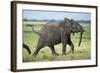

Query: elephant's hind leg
<box><xmin>48</xmin><ymin>45</ymin><xmax>59</xmax><ymax>56</ymax></box>
<box><xmin>33</xmin><ymin>42</ymin><xmax>45</xmax><ymax>57</ymax></box>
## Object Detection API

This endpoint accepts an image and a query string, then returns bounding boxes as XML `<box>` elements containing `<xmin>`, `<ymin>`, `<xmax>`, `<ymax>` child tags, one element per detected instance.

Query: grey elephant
<box><xmin>32</xmin><ymin>18</ymin><xmax>84</xmax><ymax>57</ymax></box>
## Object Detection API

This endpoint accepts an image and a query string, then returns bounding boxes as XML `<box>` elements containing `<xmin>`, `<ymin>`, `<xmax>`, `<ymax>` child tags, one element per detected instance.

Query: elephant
<box><xmin>32</xmin><ymin>18</ymin><xmax>84</xmax><ymax>57</ymax></box>
<box><xmin>23</xmin><ymin>43</ymin><xmax>31</xmax><ymax>54</ymax></box>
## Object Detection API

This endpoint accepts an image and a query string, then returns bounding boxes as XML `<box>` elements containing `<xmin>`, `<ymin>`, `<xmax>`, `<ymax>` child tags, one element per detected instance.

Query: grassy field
<box><xmin>22</xmin><ymin>21</ymin><xmax>91</xmax><ymax>62</ymax></box>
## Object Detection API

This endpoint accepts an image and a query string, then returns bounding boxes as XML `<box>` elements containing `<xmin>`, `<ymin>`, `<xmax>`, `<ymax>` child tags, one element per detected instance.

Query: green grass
<box><xmin>22</xmin><ymin>22</ymin><xmax>91</xmax><ymax>62</ymax></box>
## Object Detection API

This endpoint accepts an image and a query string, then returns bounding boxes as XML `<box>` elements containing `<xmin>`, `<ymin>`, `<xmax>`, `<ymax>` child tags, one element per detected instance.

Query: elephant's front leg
<box><xmin>67</xmin><ymin>37</ymin><xmax>74</xmax><ymax>54</ymax></box>
<box><xmin>69</xmin><ymin>42</ymin><xmax>74</xmax><ymax>54</ymax></box>
<box><xmin>61</xmin><ymin>32</ymin><xmax>68</xmax><ymax>55</ymax></box>
<box><xmin>62</xmin><ymin>43</ymin><xmax>67</xmax><ymax>55</ymax></box>
<box><xmin>71</xmin><ymin>43</ymin><xmax>74</xmax><ymax>54</ymax></box>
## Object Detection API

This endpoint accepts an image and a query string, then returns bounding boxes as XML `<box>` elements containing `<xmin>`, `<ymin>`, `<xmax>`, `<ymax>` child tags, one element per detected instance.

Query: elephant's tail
<box><xmin>32</xmin><ymin>26</ymin><xmax>40</xmax><ymax>36</ymax></box>
<box><xmin>26</xmin><ymin>24</ymin><xmax>40</xmax><ymax>36</ymax></box>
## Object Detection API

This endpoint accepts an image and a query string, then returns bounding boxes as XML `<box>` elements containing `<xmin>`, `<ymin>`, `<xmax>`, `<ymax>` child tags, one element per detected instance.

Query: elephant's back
<box><xmin>41</xmin><ymin>22</ymin><xmax>61</xmax><ymax>31</ymax></box>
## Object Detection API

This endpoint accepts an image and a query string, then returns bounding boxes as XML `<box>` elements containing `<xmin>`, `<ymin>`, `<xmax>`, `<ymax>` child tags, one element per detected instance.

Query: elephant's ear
<box><xmin>70</xmin><ymin>19</ymin><xmax>74</xmax><ymax>24</ymax></box>
<box><xmin>71</xmin><ymin>19</ymin><xmax>74</xmax><ymax>21</ymax></box>
<box><xmin>64</xmin><ymin>18</ymin><xmax>71</xmax><ymax>27</ymax></box>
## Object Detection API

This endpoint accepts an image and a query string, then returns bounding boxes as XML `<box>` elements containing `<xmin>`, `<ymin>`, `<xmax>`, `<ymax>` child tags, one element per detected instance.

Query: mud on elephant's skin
<box><xmin>33</xmin><ymin>18</ymin><xmax>84</xmax><ymax>57</ymax></box>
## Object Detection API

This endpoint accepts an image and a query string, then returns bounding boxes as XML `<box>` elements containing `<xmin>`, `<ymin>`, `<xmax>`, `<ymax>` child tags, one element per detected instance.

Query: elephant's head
<box><xmin>70</xmin><ymin>19</ymin><xmax>84</xmax><ymax>46</ymax></box>
<box><xmin>64</xmin><ymin>18</ymin><xmax>84</xmax><ymax>46</ymax></box>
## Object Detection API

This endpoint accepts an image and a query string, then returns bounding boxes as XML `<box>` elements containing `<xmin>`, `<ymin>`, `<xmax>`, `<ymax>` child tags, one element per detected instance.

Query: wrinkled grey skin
<box><xmin>33</xmin><ymin>18</ymin><xmax>84</xmax><ymax>57</ymax></box>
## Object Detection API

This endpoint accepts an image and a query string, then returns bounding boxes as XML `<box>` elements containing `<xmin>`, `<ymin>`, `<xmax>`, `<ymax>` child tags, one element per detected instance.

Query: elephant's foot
<box><xmin>62</xmin><ymin>53</ymin><xmax>66</xmax><ymax>55</ymax></box>
<box><xmin>33</xmin><ymin>52</ymin><xmax>38</xmax><ymax>58</ymax></box>
<box><xmin>52</xmin><ymin>52</ymin><xmax>59</xmax><ymax>56</ymax></box>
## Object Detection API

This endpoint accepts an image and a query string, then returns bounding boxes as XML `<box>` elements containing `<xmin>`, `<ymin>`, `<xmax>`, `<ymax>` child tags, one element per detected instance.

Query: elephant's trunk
<box><xmin>78</xmin><ymin>30</ymin><xmax>84</xmax><ymax>46</ymax></box>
